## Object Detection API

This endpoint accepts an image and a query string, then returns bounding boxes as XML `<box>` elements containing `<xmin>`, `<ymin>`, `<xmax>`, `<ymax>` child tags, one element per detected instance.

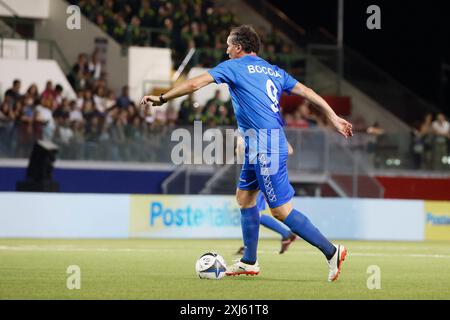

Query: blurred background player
<box><xmin>235</xmin><ymin>135</ymin><xmax>297</xmax><ymax>255</ymax></box>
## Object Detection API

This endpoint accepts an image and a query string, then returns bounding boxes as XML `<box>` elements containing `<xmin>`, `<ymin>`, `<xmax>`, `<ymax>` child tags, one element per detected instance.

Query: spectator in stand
<box><xmin>116</xmin><ymin>86</ymin><xmax>132</xmax><ymax>109</ymax></box>
<box><xmin>53</xmin><ymin>98</ymin><xmax>71</xmax><ymax>120</ymax></box>
<box><xmin>155</xmin><ymin>18</ymin><xmax>173</xmax><ymax>48</ymax></box>
<box><xmin>53</xmin><ymin>115</ymin><xmax>74</xmax><ymax>159</ymax></box>
<box><xmin>26</xmin><ymin>84</ymin><xmax>40</xmax><ymax>104</ymax></box>
<box><xmin>68</xmin><ymin>54</ymin><xmax>90</xmax><ymax>91</ymax></box>
<box><xmin>73</xmin><ymin>0</ymin><xmax>278</xmax><ymax>71</ymax></box>
<box><xmin>95</xmin><ymin>13</ymin><xmax>109</xmax><ymax>33</ymax></box>
<box><xmin>54</xmin><ymin>84</ymin><xmax>64</xmax><ymax>105</ymax></box>
<box><xmin>41</xmin><ymin>81</ymin><xmax>56</xmax><ymax>105</ymax></box>
<box><xmin>4</xmin><ymin>79</ymin><xmax>22</xmax><ymax>108</ymax></box>
<box><xmin>102</xmin><ymin>0</ymin><xmax>116</xmax><ymax>28</ymax></box>
<box><xmin>431</xmin><ymin>113</ymin><xmax>450</xmax><ymax>170</ymax></box>
<box><xmin>75</xmin><ymin>89</ymin><xmax>85</xmax><ymax>110</ymax></box>
<box><xmin>128</xmin><ymin>15</ymin><xmax>147</xmax><ymax>46</ymax></box>
<box><xmin>178</xmin><ymin>94</ymin><xmax>195</xmax><ymax>125</ymax></box>
<box><xmin>69</xmin><ymin>100</ymin><xmax>84</xmax><ymax>124</ymax></box>
<box><xmin>127</xmin><ymin>114</ymin><xmax>141</xmax><ymax>137</ymax></box>
<box><xmin>16</xmin><ymin>95</ymin><xmax>35</xmax><ymax>157</ymax></box>
<box><xmin>0</xmin><ymin>100</ymin><xmax>16</xmax><ymax>154</ymax></box>
<box><xmin>82</xmin><ymin>99</ymin><xmax>100</xmax><ymax>127</ymax></box>
<box><xmin>85</xmin><ymin>115</ymin><xmax>102</xmax><ymax>143</ymax></box>
<box><xmin>298</xmin><ymin>101</ymin><xmax>318</xmax><ymax>127</ymax></box>
<box><xmin>113</xmin><ymin>15</ymin><xmax>128</xmax><ymax>43</ymax></box>
<box><xmin>188</xmin><ymin>103</ymin><xmax>204</xmax><ymax>123</ymax></box>
<box><xmin>84</xmin><ymin>89</ymin><xmax>95</xmax><ymax>107</ymax></box>
<box><xmin>105</xmin><ymin>89</ymin><xmax>117</xmax><ymax>110</ymax></box>
<box><xmin>204</xmin><ymin>103</ymin><xmax>218</xmax><ymax>127</ymax></box>
<box><xmin>285</xmin><ymin>106</ymin><xmax>309</xmax><ymax>128</ymax></box>
<box><xmin>216</xmin><ymin>104</ymin><xmax>232</xmax><ymax>126</ymax></box>
<box><xmin>205</xmin><ymin>89</ymin><xmax>223</xmax><ymax>112</ymax></box>
<box><xmin>412</xmin><ymin>113</ymin><xmax>434</xmax><ymax>169</ymax></box>
<box><xmin>166</xmin><ymin>104</ymin><xmax>178</xmax><ymax>127</ymax></box>
<box><xmin>88</xmin><ymin>50</ymin><xmax>102</xmax><ymax>81</ymax></box>
<box><xmin>93</xmin><ymin>86</ymin><xmax>108</xmax><ymax>115</ymax></box>
<box><xmin>84</xmin><ymin>115</ymin><xmax>102</xmax><ymax>159</ymax></box>
<box><xmin>139</xmin><ymin>0</ymin><xmax>156</xmax><ymax>28</ymax></box>
<box><xmin>35</xmin><ymin>96</ymin><xmax>55</xmax><ymax>141</ymax></box>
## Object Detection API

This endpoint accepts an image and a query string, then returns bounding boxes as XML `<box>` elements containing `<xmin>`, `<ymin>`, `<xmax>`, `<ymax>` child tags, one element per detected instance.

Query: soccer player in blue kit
<box><xmin>141</xmin><ymin>25</ymin><xmax>353</xmax><ymax>282</ymax></box>
<box><xmin>235</xmin><ymin>136</ymin><xmax>297</xmax><ymax>255</ymax></box>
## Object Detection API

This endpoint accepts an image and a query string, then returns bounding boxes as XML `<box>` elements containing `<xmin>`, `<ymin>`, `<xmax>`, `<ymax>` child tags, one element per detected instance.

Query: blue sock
<box><xmin>283</xmin><ymin>209</ymin><xmax>336</xmax><ymax>260</ymax></box>
<box><xmin>240</xmin><ymin>206</ymin><xmax>260</xmax><ymax>264</ymax></box>
<box><xmin>260</xmin><ymin>214</ymin><xmax>292</xmax><ymax>240</ymax></box>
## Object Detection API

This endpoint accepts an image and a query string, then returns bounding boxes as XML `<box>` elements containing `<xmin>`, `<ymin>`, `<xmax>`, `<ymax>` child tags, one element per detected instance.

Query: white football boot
<box><xmin>327</xmin><ymin>244</ymin><xmax>347</xmax><ymax>282</ymax></box>
<box><xmin>225</xmin><ymin>259</ymin><xmax>260</xmax><ymax>276</ymax></box>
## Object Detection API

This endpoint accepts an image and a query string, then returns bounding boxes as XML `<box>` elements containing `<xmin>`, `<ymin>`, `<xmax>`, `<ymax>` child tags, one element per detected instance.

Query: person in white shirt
<box><xmin>431</xmin><ymin>113</ymin><xmax>450</xmax><ymax>170</ymax></box>
<box><xmin>35</xmin><ymin>97</ymin><xmax>55</xmax><ymax>141</ymax></box>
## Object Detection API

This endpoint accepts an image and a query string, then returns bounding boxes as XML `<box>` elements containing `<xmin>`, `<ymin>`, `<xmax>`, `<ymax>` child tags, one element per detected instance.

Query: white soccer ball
<box><xmin>195</xmin><ymin>252</ymin><xmax>227</xmax><ymax>280</ymax></box>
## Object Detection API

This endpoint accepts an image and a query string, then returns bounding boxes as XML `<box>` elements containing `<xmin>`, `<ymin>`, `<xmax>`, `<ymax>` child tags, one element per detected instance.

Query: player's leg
<box><xmin>226</xmin><ymin>188</ymin><xmax>261</xmax><ymax>276</ymax></box>
<box><xmin>256</xmin><ymin>152</ymin><xmax>346</xmax><ymax>281</ymax></box>
<box><xmin>269</xmin><ymin>202</ymin><xmax>347</xmax><ymax>282</ymax></box>
<box><xmin>236</xmin><ymin>188</ymin><xmax>260</xmax><ymax>264</ymax></box>
<box><xmin>226</xmin><ymin>162</ymin><xmax>261</xmax><ymax>276</ymax></box>
<box><xmin>257</xmin><ymin>192</ymin><xmax>297</xmax><ymax>253</ymax></box>
<box><xmin>260</xmin><ymin>214</ymin><xmax>297</xmax><ymax>254</ymax></box>
<box><xmin>235</xmin><ymin>190</ymin><xmax>264</xmax><ymax>255</ymax></box>
<box><xmin>236</xmin><ymin>192</ymin><xmax>296</xmax><ymax>254</ymax></box>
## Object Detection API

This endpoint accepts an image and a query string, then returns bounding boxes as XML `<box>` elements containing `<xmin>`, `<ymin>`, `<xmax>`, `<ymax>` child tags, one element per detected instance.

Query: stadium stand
<box><xmin>0</xmin><ymin>0</ymin><xmax>449</xmax><ymax>198</ymax></box>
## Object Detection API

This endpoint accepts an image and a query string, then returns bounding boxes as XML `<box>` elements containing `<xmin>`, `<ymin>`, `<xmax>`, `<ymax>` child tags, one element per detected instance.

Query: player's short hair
<box><xmin>229</xmin><ymin>25</ymin><xmax>261</xmax><ymax>54</ymax></box>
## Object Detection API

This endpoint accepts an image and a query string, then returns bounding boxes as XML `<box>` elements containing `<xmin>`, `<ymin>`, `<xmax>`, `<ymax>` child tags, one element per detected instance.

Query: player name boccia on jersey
<box><xmin>247</xmin><ymin>65</ymin><xmax>282</xmax><ymax>78</ymax></box>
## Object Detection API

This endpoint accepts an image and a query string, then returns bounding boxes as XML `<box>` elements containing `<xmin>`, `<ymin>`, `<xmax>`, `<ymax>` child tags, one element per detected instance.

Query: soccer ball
<box><xmin>195</xmin><ymin>252</ymin><xmax>227</xmax><ymax>279</ymax></box>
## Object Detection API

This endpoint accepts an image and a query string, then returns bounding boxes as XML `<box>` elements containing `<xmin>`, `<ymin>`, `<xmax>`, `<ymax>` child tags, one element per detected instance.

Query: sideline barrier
<box><xmin>0</xmin><ymin>193</ymin><xmax>440</xmax><ymax>241</ymax></box>
<box><xmin>425</xmin><ymin>201</ymin><xmax>450</xmax><ymax>240</ymax></box>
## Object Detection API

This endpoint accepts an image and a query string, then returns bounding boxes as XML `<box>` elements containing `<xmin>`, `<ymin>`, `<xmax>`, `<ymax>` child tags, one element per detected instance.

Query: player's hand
<box><xmin>140</xmin><ymin>95</ymin><xmax>163</xmax><ymax>107</ymax></box>
<box><xmin>140</xmin><ymin>95</ymin><xmax>162</xmax><ymax>115</ymax></box>
<box><xmin>330</xmin><ymin>116</ymin><xmax>353</xmax><ymax>139</ymax></box>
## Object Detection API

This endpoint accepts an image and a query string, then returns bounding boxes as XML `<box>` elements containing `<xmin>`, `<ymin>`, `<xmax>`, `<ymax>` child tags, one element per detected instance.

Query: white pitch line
<box><xmin>0</xmin><ymin>245</ymin><xmax>450</xmax><ymax>259</ymax></box>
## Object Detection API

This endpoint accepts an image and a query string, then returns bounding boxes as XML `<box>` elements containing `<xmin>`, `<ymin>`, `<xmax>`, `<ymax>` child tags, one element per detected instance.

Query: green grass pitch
<box><xmin>0</xmin><ymin>239</ymin><xmax>449</xmax><ymax>300</ymax></box>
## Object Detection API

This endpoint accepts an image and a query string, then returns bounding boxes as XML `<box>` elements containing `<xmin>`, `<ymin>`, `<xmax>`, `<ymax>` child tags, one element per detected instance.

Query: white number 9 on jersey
<box><xmin>266</xmin><ymin>79</ymin><xmax>279</xmax><ymax>113</ymax></box>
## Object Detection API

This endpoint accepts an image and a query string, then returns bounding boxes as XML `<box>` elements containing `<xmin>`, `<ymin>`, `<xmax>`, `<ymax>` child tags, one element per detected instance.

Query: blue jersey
<box><xmin>208</xmin><ymin>55</ymin><xmax>298</xmax><ymax>154</ymax></box>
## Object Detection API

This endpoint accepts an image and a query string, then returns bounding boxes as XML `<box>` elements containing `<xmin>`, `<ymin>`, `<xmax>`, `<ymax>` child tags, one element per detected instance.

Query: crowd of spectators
<box><xmin>411</xmin><ymin>112</ymin><xmax>450</xmax><ymax>170</ymax></box>
<box><xmin>0</xmin><ymin>63</ymin><xmax>236</xmax><ymax>161</ymax></box>
<box><xmin>283</xmin><ymin>100</ymin><xmax>332</xmax><ymax>130</ymax></box>
<box><xmin>2</xmin><ymin>0</ymin><xmax>448</xmax><ymax>169</ymax></box>
<box><xmin>71</xmin><ymin>0</ymin><xmax>305</xmax><ymax>74</ymax></box>
<box><xmin>282</xmin><ymin>100</ymin><xmax>450</xmax><ymax>170</ymax></box>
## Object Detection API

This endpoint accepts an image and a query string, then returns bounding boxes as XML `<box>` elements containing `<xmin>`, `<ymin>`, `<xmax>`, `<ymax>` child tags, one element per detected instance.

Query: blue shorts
<box><xmin>238</xmin><ymin>152</ymin><xmax>295</xmax><ymax>209</ymax></box>
<box><xmin>256</xmin><ymin>192</ymin><xmax>266</xmax><ymax>211</ymax></box>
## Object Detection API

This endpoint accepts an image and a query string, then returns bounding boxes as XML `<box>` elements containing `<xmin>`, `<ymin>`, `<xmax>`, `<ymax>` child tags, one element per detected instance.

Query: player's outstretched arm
<box><xmin>140</xmin><ymin>72</ymin><xmax>215</xmax><ymax>109</ymax></box>
<box><xmin>290</xmin><ymin>82</ymin><xmax>353</xmax><ymax>138</ymax></box>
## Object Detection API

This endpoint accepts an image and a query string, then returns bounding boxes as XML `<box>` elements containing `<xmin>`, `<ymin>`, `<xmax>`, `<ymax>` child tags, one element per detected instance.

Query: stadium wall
<box><xmin>0</xmin><ymin>0</ymin><xmax>50</xmax><ymax>19</ymax></box>
<box><xmin>0</xmin><ymin>39</ymin><xmax>38</xmax><ymax>60</ymax></box>
<box><xmin>376</xmin><ymin>176</ymin><xmax>450</xmax><ymax>201</ymax></box>
<box><xmin>0</xmin><ymin>193</ymin><xmax>438</xmax><ymax>241</ymax></box>
<box><xmin>0</xmin><ymin>160</ymin><xmax>173</xmax><ymax>194</ymax></box>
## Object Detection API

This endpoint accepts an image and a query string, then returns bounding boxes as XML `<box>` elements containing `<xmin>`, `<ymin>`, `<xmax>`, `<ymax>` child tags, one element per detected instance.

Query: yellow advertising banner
<box><xmin>424</xmin><ymin>201</ymin><xmax>450</xmax><ymax>241</ymax></box>
<box><xmin>129</xmin><ymin>194</ymin><xmax>276</xmax><ymax>239</ymax></box>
